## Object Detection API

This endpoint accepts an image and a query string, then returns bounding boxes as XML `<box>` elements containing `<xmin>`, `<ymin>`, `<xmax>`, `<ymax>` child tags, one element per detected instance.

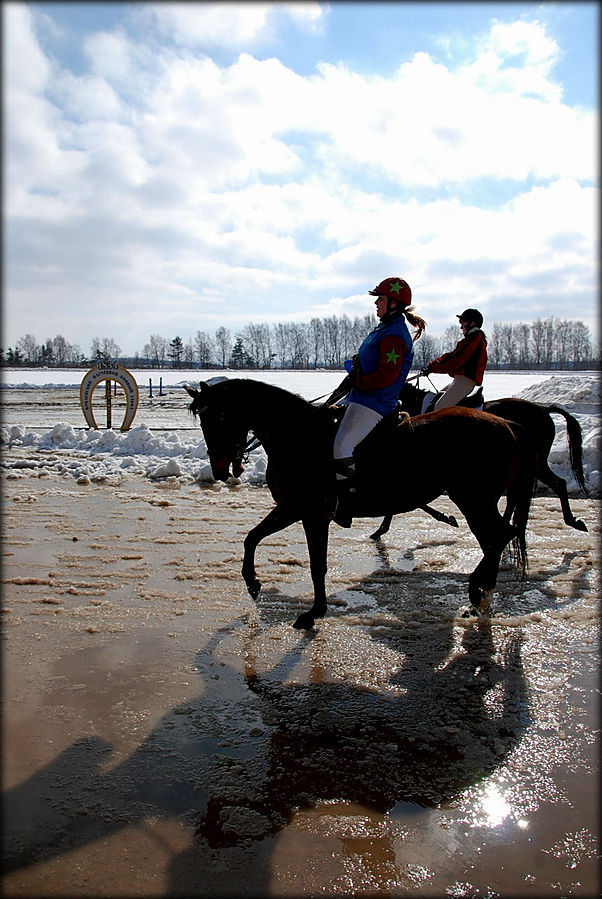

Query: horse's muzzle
<box><xmin>209</xmin><ymin>452</ymin><xmax>244</xmax><ymax>482</ymax></box>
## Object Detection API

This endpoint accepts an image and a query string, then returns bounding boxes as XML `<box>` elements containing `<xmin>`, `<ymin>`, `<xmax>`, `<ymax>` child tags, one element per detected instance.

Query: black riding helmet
<box><xmin>457</xmin><ymin>308</ymin><xmax>483</xmax><ymax>329</ymax></box>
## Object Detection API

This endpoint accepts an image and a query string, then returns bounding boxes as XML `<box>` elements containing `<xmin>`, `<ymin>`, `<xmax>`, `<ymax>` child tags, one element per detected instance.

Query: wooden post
<box><xmin>105</xmin><ymin>379</ymin><xmax>112</xmax><ymax>429</ymax></box>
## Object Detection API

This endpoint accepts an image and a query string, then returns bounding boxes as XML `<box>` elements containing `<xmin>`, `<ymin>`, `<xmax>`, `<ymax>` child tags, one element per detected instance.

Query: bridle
<box><xmin>193</xmin><ymin>386</ymin><xmax>339</xmax><ymax>466</ymax></box>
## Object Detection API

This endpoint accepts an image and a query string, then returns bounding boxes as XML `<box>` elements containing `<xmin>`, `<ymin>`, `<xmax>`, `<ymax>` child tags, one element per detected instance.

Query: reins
<box><xmin>406</xmin><ymin>371</ymin><xmax>438</xmax><ymax>391</ymax></box>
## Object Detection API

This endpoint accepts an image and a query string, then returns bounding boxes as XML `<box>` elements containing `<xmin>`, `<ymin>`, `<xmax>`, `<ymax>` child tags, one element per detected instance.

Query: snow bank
<box><xmin>1</xmin><ymin>374</ymin><xmax>599</xmax><ymax>497</ymax></box>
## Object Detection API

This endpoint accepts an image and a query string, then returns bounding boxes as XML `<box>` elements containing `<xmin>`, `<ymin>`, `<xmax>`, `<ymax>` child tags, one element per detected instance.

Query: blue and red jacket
<box><xmin>347</xmin><ymin>315</ymin><xmax>414</xmax><ymax>416</ymax></box>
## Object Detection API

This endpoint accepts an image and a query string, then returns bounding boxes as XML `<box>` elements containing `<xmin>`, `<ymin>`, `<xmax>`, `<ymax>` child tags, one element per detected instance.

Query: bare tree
<box><xmin>531</xmin><ymin>319</ymin><xmax>545</xmax><ymax>365</ymax></box>
<box><xmin>567</xmin><ymin>320</ymin><xmax>593</xmax><ymax>364</ymax></box>
<box><xmin>91</xmin><ymin>337</ymin><xmax>121</xmax><ymax>362</ymax></box>
<box><xmin>194</xmin><ymin>330</ymin><xmax>215</xmax><ymax>368</ymax></box>
<box><xmin>214</xmin><ymin>326</ymin><xmax>232</xmax><ymax>368</ymax></box>
<box><xmin>288</xmin><ymin>322</ymin><xmax>310</xmax><ymax>368</ymax></box>
<box><xmin>183</xmin><ymin>338</ymin><xmax>195</xmax><ymax>367</ymax></box>
<box><xmin>542</xmin><ymin>317</ymin><xmax>557</xmax><ymax>366</ymax></box>
<box><xmin>242</xmin><ymin>322</ymin><xmax>273</xmax><ymax>368</ymax></box>
<box><xmin>143</xmin><ymin>334</ymin><xmax>168</xmax><ymax>368</ymax></box>
<box><xmin>515</xmin><ymin>323</ymin><xmax>531</xmax><ymax>368</ymax></box>
<box><xmin>17</xmin><ymin>334</ymin><xmax>39</xmax><ymax>364</ymax></box>
<box><xmin>413</xmin><ymin>333</ymin><xmax>439</xmax><ymax>369</ymax></box>
<box><xmin>499</xmin><ymin>324</ymin><xmax>516</xmax><ymax>367</ymax></box>
<box><xmin>488</xmin><ymin>323</ymin><xmax>505</xmax><ymax>365</ymax></box>
<box><xmin>51</xmin><ymin>335</ymin><xmax>69</xmax><ymax>366</ymax></box>
<box><xmin>440</xmin><ymin>325</ymin><xmax>458</xmax><ymax>354</ymax></box>
<box><xmin>309</xmin><ymin>317</ymin><xmax>323</xmax><ymax>368</ymax></box>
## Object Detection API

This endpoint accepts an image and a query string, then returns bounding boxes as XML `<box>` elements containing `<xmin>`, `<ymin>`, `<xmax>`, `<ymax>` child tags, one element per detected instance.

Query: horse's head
<box><xmin>185</xmin><ymin>380</ymin><xmax>250</xmax><ymax>482</ymax></box>
<box><xmin>399</xmin><ymin>380</ymin><xmax>425</xmax><ymax>416</ymax></box>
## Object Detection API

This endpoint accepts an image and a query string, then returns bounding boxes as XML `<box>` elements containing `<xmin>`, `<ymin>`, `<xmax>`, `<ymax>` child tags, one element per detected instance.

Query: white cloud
<box><xmin>141</xmin><ymin>1</ymin><xmax>324</xmax><ymax>48</ymax></box>
<box><xmin>464</xmin><ymin>18</ymin><xmax>563</xmax><ymax>101</ymax></box>
<box><xmin>3</xmin><ymin>5</ymin><xmax>598</xmax><ymax>351</ymax></box>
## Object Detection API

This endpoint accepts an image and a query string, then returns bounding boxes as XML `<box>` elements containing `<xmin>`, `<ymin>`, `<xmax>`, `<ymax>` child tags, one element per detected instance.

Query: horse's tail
<box><xmin>542</xmin><ymin>404</ymin><xmax>590</xmax><ymax>497</ymax></box>
<box><xmin>506</xmin><ymin>421</ymin><xmax>537</xmax><ymax>578</ymax></box>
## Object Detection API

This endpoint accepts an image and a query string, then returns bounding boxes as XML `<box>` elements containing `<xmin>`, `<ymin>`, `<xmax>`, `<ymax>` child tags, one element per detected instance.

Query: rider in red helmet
<box><xmin>331</xmin><ymin>277</ymin><xmax>427</xmax><ymax>526</ymax></box>
<box><xmin>422</xmin><ymin>308</ymin><xmax>487</xmax><ymax>410</ymax></box>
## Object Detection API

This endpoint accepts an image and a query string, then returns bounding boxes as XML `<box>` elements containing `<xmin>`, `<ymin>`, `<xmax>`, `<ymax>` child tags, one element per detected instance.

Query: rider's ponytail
<box><xmin>404</xmin><ymin>307</ymin><xmax>427</xmax><ymax>341</ymax></box>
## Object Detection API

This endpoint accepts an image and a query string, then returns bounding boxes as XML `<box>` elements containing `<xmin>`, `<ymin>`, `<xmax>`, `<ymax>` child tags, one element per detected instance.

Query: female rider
<box><xmin>332</xmin><ymin>277</ymin><xmax>426</xmax><ymax>525</ymax></box>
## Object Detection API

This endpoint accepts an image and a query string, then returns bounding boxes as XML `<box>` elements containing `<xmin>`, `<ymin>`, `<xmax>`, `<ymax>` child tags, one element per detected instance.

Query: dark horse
<box><xmin>364</xmin><ymin>380</ymin><xmax>588</xmax><ymax>541</ymax></box>
<box><xmin>186</xmin><ymin>378</ymin><xmax>536</xmax><ymax>630</ymax></box>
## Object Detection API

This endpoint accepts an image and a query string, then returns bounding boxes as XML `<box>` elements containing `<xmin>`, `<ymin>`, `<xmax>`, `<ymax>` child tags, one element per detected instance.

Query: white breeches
<box><xmin>433</xmin><ymin>375</ymin><xmax>477</xmax><ymax>411</ymax></box>
<box><xmin>333</xmin><ymin>402</ymin><xmax>383</xmax><ymax>460</ymax></box>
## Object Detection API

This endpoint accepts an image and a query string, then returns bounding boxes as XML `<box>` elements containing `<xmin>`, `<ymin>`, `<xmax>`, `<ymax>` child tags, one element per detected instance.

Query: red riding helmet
<box><xmin>369</xmin><ymin>277</ymin><xmax>412</xmax><ymax>306</ymax></box>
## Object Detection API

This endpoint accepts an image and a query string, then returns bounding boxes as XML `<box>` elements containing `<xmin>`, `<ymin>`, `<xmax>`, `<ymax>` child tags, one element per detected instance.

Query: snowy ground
<box><xmin>1</xmin><ymin>370</ymin><xmax>600</xmax><ymax>496</ymax></box>
<box><xmin>2</xmin><ymin>369</ymin><xmax>600</xmax><ymax>897</ymax></box>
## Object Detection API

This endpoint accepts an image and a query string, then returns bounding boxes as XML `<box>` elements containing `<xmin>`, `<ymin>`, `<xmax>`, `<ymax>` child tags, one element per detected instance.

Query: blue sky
<box><xmin>3</xmin><ymin>2</ymin><xmax>598</xmax><ymax>356</ymax></box>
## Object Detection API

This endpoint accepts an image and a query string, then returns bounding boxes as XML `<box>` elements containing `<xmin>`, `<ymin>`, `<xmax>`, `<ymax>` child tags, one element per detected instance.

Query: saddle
<box><xmin>423</xmin><ymin>387</ymin><xmax>484</xmax><ymax>414</ymax></box>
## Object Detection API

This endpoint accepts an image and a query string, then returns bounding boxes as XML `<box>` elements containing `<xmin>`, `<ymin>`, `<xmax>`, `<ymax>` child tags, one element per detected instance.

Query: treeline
<box><xmin>2</xmin><ymin>315</ymin><xmax>598</xmax><ymax>370</ymax></box>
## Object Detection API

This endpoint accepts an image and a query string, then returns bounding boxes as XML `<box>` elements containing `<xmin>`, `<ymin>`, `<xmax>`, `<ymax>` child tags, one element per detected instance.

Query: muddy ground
<box><xmin>1</xmin><ymin>455</ymin><xmax>600</xmax><ymax>897</ymax></box>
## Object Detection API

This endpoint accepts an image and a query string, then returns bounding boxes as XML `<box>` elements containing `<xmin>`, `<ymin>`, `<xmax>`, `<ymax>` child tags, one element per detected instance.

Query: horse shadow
<box><xmin>163</xmin><ymin>600</ymin><xmax>530</xmax><ymax>895</ymax></box>
<box><xmin>7</xmin><ymin>526</ymin><xmax>589</xmax><ymax>894</ymax></box>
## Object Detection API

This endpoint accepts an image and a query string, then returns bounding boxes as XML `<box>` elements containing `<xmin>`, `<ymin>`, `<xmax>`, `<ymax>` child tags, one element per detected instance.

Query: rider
<box><xmin>331</xmin><ymin>277</ymin><xmax>426</xmax><ymax>525</ymax></box>
<box><xmin>421</xmin><ymin>308</ymin><xmax>487</xmax><ymax>411</ymax></box>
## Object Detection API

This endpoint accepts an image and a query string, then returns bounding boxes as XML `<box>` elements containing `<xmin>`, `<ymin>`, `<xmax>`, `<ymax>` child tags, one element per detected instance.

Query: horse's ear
<box><xmin>184</xmin><ymin>385</ymin><xmax>197</xmax><ymax>398</ymax></box>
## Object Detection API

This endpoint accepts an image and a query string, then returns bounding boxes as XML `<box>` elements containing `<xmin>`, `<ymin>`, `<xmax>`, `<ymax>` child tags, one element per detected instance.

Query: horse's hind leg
<box><xmin>293</xmin><ymin>514</ymin><xmax>331</xmax><ymax>630</ymax></box>
<box><xmin>422</xmin><ymin>505</ymin><xmax>459</xmax><ymax>528</ymax></box>
<box><xmin>242</xmin><ymin>505</ymin><xmax>300</xmax><ymax>599</ymax></box>
<box><xmin>369</xmin><ymin>514</ymin><xmax>393</xmax><ymax>540</ymax></box>
<box><xmin>369</xmin><ymin>506</ymin><xmax>458</xmax><ymax>541</ymax></box>
<box><xmin>537</xmin><ymin>460</ymin><xmax>588</xmax><ymax>531</ymax></box>
<box><xmin>459</xmin><ymin>502</ymin><xmax>515</xmax><ymax>616</ymax></box>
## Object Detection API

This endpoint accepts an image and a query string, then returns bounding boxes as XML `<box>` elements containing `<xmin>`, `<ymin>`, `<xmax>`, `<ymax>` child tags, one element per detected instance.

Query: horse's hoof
<box><xmin>246</xmin><ymin>579</ymin><xmax>261</xmax><ymax>599</ymax></box>
<box><xmin>449</xmin><ymin>516</ymin><xmax>459</xmax><ymax>528</ymax></box>
<box><xmin>293</xmin><ymin>612</ymin><xmax>316</xmax><ymax>630</ymax></box>
<box><xmin>478</xmin><ymin>588</ymin><xmax>494</xmax><ymax>613</ymax></box>
<box><xmin>574</xmin><ymin>519</ymin><xmax>588</xmax><ymax>532</ymax></box>
<box><xmin>369</xmin><ymin>530</ymin><xmax>384</xmax><ymax>541</ymax></box>
<box><xmin>460</xmin><ymin>605</ymin><xmax>480</xmax><ymax>619</ymax></box>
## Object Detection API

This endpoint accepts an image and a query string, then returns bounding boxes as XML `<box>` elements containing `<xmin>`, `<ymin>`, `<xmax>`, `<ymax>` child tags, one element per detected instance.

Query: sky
<box><xmin>3</xmin><ymin>1</ymin><xmax>599</xmax><ymax>357</ymax></box>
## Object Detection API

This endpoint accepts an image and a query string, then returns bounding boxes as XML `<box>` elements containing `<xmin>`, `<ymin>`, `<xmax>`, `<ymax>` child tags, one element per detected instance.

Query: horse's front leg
<box><xmin>293</xmin><ymin>513</ymin><xmax>331</xmax><ymax>630</ymax></box>
<box><xmin>242</xmin><ymin>505</ymin><xmax>300</xmax><ymax>599</ymax></box>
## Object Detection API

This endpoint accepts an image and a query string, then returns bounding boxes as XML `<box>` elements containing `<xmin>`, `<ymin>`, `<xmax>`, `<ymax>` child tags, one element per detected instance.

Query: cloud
<box><xmin>136</xmin><ymin>1</ymin><xmax>324</xmax><ymax>49</ymax></box>
<box><xmin>3</xmin><ymin>5</ymin><xmax>598</xmax><ymax>353</ymax></box>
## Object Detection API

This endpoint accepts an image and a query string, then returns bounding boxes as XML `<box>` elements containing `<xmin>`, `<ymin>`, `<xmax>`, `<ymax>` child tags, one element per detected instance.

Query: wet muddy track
<box><xmin>1</xmin><ymin>464</ymin><xmax>600</xmax><ymax>896</ymax></box>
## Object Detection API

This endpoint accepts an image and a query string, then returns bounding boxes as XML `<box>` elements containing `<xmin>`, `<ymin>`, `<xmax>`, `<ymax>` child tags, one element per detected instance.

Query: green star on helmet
<box><xmin>389</xmin><ymin>280</ymin><xmax>402</xmax><ymax>294</ymax></box>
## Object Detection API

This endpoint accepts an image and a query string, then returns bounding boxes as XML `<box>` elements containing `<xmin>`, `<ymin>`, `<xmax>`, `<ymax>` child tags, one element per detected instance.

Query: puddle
<box><xmin>2</xmin><ymin>474</ymin><xmax>599</xmax><ymax>896</ymax></box>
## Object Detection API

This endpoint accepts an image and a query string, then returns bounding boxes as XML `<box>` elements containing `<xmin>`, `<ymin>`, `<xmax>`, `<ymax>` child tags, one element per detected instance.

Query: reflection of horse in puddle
<box><xmin>9</xmin><ymin>540</ymin><xmax>579</xmax><ymax>893</ymax></box>
<box><xmin>198</xmin><ymin>595</ymin><xmax>529</xmax><ymax>846</ymax></box>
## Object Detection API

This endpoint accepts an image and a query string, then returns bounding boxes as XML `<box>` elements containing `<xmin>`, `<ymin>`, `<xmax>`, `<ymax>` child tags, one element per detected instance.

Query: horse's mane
<box><xmin>215</xmin><ymin>377</ymin><xmax>316</xmax><ymax>412</ymax></box>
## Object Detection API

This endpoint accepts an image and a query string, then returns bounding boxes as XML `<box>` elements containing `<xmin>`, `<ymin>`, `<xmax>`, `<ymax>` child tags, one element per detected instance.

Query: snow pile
<box><xmin>517</xmin><ymin>374</ymin><xmax>599</xmax><ymax>414</ymax></box>
<box><xmin>1</xmin><ymin>374</ymin><xmax>599</xmax><ymax>497</ymax></box>
<box><xmin>515</xmin><ymin>376</ymin><xmax>600</xmax><ymax>496</ymax></box>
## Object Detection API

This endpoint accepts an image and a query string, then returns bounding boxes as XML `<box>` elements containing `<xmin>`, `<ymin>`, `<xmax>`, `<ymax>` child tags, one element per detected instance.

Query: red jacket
<box><xmin>429</xmin><ymin>329</ymin><xmax>488</xmax><ymax>385</ymax></box>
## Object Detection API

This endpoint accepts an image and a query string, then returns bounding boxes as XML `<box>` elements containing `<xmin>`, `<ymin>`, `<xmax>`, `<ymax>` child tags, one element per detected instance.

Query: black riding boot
<box><xmin>332</xmin><ymin>457</ymin><xmax>356</xmax><ymax>528</ymax></box>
